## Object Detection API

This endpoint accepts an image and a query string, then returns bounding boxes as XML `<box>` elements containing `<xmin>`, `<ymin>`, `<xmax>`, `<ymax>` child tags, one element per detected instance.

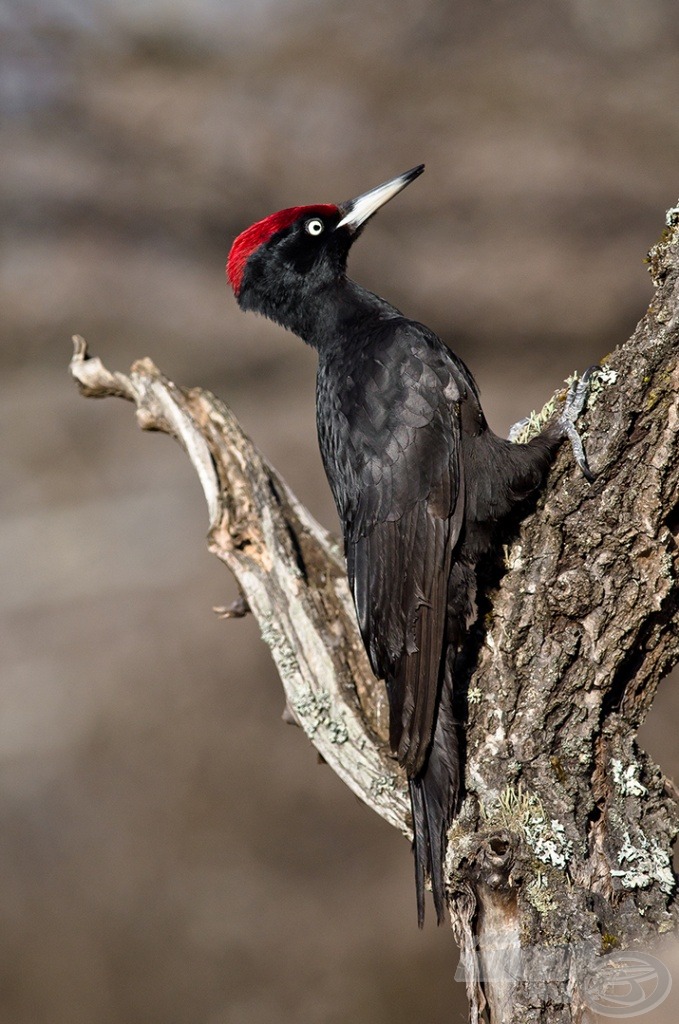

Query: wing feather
<box><xmin>334</xmin><ymin>323</ymin><xmax>466</xmax><ymax>777</ymax></box>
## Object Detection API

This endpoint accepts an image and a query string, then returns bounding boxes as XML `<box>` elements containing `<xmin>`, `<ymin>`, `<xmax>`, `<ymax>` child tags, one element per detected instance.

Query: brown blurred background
<box><xmin>2</xmin><ymin>1</ymin><xmax>678</xmax><ymax>1021</ymax></box>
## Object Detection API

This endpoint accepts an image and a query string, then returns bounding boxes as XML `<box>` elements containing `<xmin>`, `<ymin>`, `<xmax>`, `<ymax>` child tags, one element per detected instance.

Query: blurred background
<box><xmin>2</xmin><ymin>0</ymin><xmax>679</xmax><ymax>1021</ymax></box>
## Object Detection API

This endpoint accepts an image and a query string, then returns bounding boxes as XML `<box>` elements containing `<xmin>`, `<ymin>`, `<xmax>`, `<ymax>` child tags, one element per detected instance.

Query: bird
<box><xmin>226</xmin><ymin>165</ymin><xmax>592</xmax><ymax>925</ymax></box>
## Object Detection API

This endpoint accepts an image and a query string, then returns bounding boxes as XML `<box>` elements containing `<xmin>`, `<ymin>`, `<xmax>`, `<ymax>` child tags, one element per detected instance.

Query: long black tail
<box><xmin>408</xmin><ymin>657</ymin><xmax>461</xmax><ymax>926</ymax></box>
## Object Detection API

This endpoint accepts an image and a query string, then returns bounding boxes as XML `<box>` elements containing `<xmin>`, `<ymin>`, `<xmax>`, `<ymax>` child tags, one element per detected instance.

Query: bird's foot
<box><xmin>508</xmin><ymin>366</ymin><xmax>598</xmax><ymax>479</ymax></box>
<box><xmin>557</xmin><ymin>366</ymin><xmax>598</xmax><ymax>482</ymax></box>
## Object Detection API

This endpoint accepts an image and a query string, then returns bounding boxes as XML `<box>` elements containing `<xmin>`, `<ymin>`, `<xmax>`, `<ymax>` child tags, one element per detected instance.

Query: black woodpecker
<box><xmin>227</xmin><ymin>166</ymin><xmax>592</xmax><ymax>925</ymax></box>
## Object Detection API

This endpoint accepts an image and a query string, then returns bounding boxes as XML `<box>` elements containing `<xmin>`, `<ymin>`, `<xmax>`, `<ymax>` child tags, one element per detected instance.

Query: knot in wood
<box><xmin>479</xmin><ymin>829</ymin><xmax>516</xmax><ymax>889</ymax></box>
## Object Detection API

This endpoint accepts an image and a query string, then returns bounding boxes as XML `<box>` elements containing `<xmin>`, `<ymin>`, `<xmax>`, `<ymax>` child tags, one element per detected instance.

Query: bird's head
<box><xmin>226</xmin><ymin>165</ymin><xmax>424</xmax><ymax>330</ymax></box>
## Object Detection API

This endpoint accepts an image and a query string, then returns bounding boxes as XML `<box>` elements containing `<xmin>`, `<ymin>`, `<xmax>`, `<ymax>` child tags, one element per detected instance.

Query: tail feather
<box><xmin>409</xmin><ymin>775</ymin><xmax>429</xmax><ymax>926</ymax></box>
<box><xmin>408</xmin><ymin>661</ymin><xmax>461</xmax><ymax>926</ymax></box>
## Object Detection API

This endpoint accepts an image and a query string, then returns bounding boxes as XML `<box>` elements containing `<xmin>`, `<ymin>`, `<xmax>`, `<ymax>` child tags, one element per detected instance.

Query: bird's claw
<box><xmin>563</xmin><ymin>365</ymin><xmax>597</xmax><ymax>425</ymax></box>
<box><xmin>558</xmin><ymin>365</ymin><xmax>598</xmax><ymax>482</ymax></box>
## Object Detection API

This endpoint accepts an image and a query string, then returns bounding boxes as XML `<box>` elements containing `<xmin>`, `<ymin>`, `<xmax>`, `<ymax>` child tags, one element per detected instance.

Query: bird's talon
<box><xmin>560</xmin><ymin>366</ymin><xmax>598</xmax><ymax>481</ymax></box>
<box><xmin>564</xmin><ymin>365</ymin><xmax>598</xmax><ymax>424</ymax></box>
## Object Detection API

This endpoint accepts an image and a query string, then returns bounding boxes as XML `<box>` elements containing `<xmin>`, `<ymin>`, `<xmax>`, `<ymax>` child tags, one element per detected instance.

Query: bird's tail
<box><xmin>408</xmin><ymin>658</ymin><xmax>461</xmax><ymax>926</ymax></box>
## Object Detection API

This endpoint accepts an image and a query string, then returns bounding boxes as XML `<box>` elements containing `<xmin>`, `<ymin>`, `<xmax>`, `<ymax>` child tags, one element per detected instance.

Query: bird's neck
<box><xmin>251</xmin><ymin>274</ymin><xmax>401</xmax><ymax>351</ymax></box>
<box><xmin>291</xmin><ymin>278</ymin><xmax>401</xmax><ymax>353</ymax></box>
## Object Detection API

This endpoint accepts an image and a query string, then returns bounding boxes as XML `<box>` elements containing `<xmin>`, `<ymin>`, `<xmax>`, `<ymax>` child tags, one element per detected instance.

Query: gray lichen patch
<box><xmin>611</xmin><ymin>757</ymin><xmax>648</xmax><ymax>798</ymax></box>
<box><xmin>370</xmin><ymin>774</ymin><xmax>400</xmax><ymax>799</ymax></box>
<box><xmin>646</xmin><ymin>200</ymin><xmax>679</xmax><ymax>285</ymax></box>
<box><xmin>666</xmin><ymin>203</ymin><xmax>679</xmax><ymax>228</ymax></box>
<box><xmin>259</xmin><ymin>616</ymin><xmax>301</xmax><ymax>679</ymax></box>
<box><xmin>509</xmin><ymin>396</ymin><xmax>558</xmax><ymax>444</ymax></box>
<box><xmin>524</xmin><ymin>813</ymin><xmax>573</xmax><ymax>871</ymax></box>
<box><xmin>293</xmin><ymin>685</ymin><xmax>349</xmax><ymax>744</ymax></box>
<box><xmin>611</xmin><ymin>827</ymin><xmax>675</xmax><ymax>896</ymax></box>
<box><xmin>487</xmin><ymin>785</ymin><xmax>574</xmax><ymax>871</ymax></box>
<box><xmin>525</xmin><ymin>870</ymin><xmax>558</xmax><ymax>914</ymax></box>
<box><xmin>585</xmin><ymin>365</ymin><xmax>619</xmax><ymax>408</ymax></box>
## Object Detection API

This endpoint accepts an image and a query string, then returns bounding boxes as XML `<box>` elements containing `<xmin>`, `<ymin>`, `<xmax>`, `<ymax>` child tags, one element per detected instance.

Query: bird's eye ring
<box><xmin>305</xmin><ymin>218</ymin><xmax>324</xmax><ymax>236</ymax></box>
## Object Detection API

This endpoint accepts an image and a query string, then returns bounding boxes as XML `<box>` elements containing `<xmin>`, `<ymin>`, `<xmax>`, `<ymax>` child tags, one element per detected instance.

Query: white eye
<box><xmin>305</xmin><ymin>218</ymin><xmax>324</xmax><ymax>236</ymax></box>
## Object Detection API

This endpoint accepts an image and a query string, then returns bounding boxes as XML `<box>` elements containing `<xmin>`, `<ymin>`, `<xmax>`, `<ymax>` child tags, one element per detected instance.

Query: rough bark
<box><xmin>69</xmin><ymin>206</ymin><xmax>679</xmax><ymax>1023</ymax></box>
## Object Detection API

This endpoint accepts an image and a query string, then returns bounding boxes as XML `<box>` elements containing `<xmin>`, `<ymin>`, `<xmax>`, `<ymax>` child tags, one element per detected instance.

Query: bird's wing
<box><xmin>338</xmin><ymin>324</ymin><xmax>465</xmax><ymax>777</ymax></box>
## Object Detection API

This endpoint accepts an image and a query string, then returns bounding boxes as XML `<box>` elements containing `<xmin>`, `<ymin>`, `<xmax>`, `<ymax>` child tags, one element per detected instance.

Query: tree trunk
<box><xmin>69</xmin><ymin>206</ymin><xmax>679</xmax><ymax>1023</ymax></box>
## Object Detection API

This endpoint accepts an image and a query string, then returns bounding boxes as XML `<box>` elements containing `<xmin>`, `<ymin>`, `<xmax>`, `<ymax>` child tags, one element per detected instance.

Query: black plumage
<box><xmin>227</xmin><ymin>167</ymin><xmax>570</xmax><ymax>924</ymax></box>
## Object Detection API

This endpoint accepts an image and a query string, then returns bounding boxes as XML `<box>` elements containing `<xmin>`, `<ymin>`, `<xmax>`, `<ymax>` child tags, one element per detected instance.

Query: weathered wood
<box><xmin>445</xmin><ymin>210</ymin><xmax>679</xmax><ymax>1021</ymax></box>
<box><xmin>69</xmin><ymin>202</ymin><xmax>679</xmax><ymax>1022</ymax></box>
<box><xmin>70</xmin><ymin>336</ymin><xmax>408</xmax><ymax>833</ymax></box>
